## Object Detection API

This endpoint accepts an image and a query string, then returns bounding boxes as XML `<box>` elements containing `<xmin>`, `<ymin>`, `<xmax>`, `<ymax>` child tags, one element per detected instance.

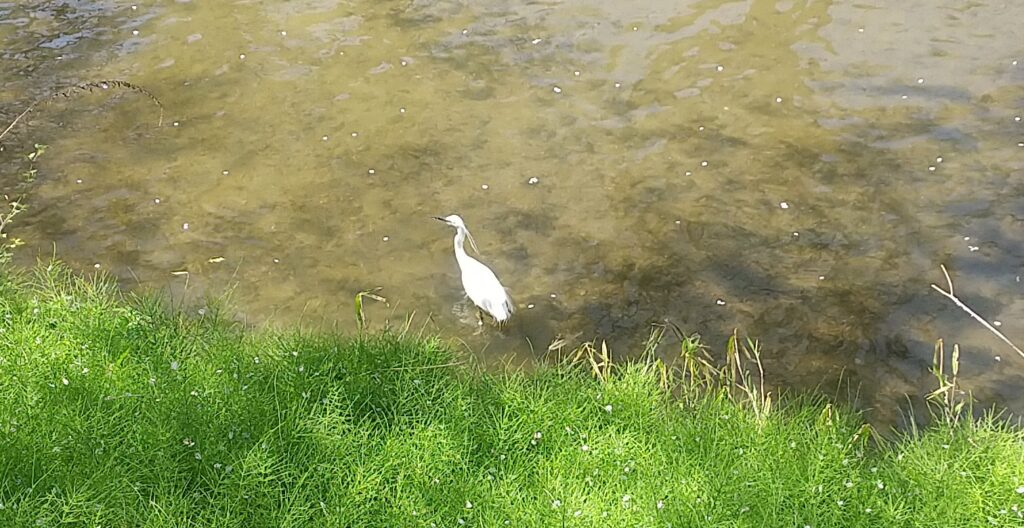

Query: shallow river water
<box><xmin>1</xmin><ymin>0</ymin><xmax>1022</xmax><ymax>425</ymax></box>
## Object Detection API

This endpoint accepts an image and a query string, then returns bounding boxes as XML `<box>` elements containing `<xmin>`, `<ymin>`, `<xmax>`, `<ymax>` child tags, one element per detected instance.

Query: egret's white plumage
<box><xmin>435</xmin><ymin>214</ymin><xmax>514</xmax><ymax>325</ymax></box>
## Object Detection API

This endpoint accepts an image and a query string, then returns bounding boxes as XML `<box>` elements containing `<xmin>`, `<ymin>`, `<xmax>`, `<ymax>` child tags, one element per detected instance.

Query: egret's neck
<box><xmin>453</xmin><ymin>227</ymin><xmax>471</xmax><ymax>266</ymax></box>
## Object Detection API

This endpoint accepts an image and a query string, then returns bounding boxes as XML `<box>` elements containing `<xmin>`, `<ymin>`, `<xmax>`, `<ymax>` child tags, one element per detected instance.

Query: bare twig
<box><xmin>930</xmin><ymin>264</ymin><xmax>1024</xmax><ymax>360</ymax></box>
<box><xmin>0</xmin><ymin>80</ymin><xmax>163</xmax><ymax>143</ymax></box>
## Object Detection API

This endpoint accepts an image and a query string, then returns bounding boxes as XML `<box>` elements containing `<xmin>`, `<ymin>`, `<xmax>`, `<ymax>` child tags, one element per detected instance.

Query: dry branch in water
<box><xmin>0</xmin><ymin>80</ymin><xmax>163</xmax><ymax>143</ymax></box>
<box><xmin>930</xmin><ymin>264</ymin><xmax>1024</xmax><ymax>361</ymax></box>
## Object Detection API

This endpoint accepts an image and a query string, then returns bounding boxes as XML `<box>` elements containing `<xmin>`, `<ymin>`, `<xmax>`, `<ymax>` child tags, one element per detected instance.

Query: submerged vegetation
<box><xmin>0</xmin><ymin>265</ymin><xmax>1022</xmax><ymax>526</ymax></box>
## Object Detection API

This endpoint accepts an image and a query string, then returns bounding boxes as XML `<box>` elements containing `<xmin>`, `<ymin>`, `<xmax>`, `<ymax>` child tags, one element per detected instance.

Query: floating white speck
<box><xmin>222</xmin><ymin>170</ymin><xmax>229</xmax><ymax>175</ymax></box>
<box><xmin>994</xmin><ymin>320</ymin><xmax>1002</xmax><ymax>327</ymax></box>
<box><xmin>527</xmin><ymin>303</ymin><xmax>535</xmax><ymax>309</ymax></box>
<box><xmin>531</xmin><ymin>38</ymin><xmax>542</xmax><ymax>44</ymax></box>
<box><xmin>674</xmin><ymin>220</ymin><xmax>681</xmax><ymax>225</ymax></box>
<box><xmin>352</xmin><ymin>132</ymin><xmax>359</xmax><ymax>137</ymax></box>
<box><xmin>461</xmin><ymin>29</ymin><xmax>468</xmax><ymax>35</ymax></box>
<box><xmin>173</xmin><ymin>121</ymin><xmax>180</xmax><ymax>126</ymax></box>
<box><xmin>1018</xmin><ymin>142</ymin><xmax>1024</xmax><ymax>147</ymax></box>
<box><xmin>632</xmin><ymin>26</ymin><xmax>638</xmax><ymax>31</ymax></box>
<box><xmin>963</xmin><ymin>236</ymin><xmax>970</xmax><ymax>241</ymax></box>
<box><xmin>700</xmin><ymin>160</ymin><xmax>708</xmax><ymax>167</ymax></box>
<box><xmin>573</xmin><ymin>70</ymin><xmax>580</xmax><ymax>76</ymax></box>
<box><xmin>996</xmin><ymin>356</ymin><xmax>1002</xmax><ymax>362</ymax></box>
<box><xmin>698</xmin><ymin>126</ymin><xmax>705</xmax><ymax>131</ymax></box>
<box><xmin>280</xmin><ymin>31</ymin><xmax>287</xmax><ymax>36</ymax></box>
<box><xmin>916</xmin><ymin>78</ymin><xmax>924</xmax><ymax>84</ymax></box>
<box><xmin>481</xmin><ymin>184</ymin><xmax>489</xmax><ymax>190</ymax></box>
<box><xmin>382</xmin><ymin>236</ymin><xmax>389</xmax><ymax>242</ymax></box>
<box><xmin>928</xmin><ymin>166</ymin><xmax>936</xmax><ymax>171</ymax></box>
<box><xmin>936</xmin><ymin>156</ymin><xmax>943</xmax><ymax>163</ymax></box>
<box><xmin>775</xmin><ymin>97</ymin><xmax>783</xmax><ymax>103</ymax></box>
<box><xmin>901</xmin><ymin>95</ymin><xmax>908</xmax><ymax>100</ymax></box>
<box><xmin>182</xmin><ymin>223</ymin><xmax>190</xmax><ymax>231</ymax></box>
<box><xmin>528</xmin><ymin>177</ymin><xmax>539</xmax><ymax>184</ymax></box>
<box><xmin>716</xmin><ymin>65</ymin><xmax>724</xmax><ymax>72</ymax></box>
<box><xmin>154</xmin><ymin>198</ymin><xmax>161</xmax><ymax>204</ymax></box>
<box><xmin>716</xmin><ymin>299</ymin><xmax>726</xmax><ymax>306</ymax></box>
<box><xmin>780</xmin><ymin>201</ymin><xmax>790</xmax><ymax>209</ymax></box>
<box><xmin>94</xmin><ymin>263</ymin><xmax>101</xmax><ymax>269</ymax></box>
<box><xmin>858</xmin><ymin>28</ymin><xmax>864</xmax><ymax>33</ymax></box>
<box><xmin>76</xmin><ymin>179</ymin><xmax>82</xmax><ymax>184</ymax></box>
<box><xmin>614</xmin><ymin>82</ymin><xmax>621</xmax><ymax>88</ymax></box>
<box><xmin>273</xmin><ymin>258</ymin><xmax>280</xmax><ymax>263</ymax></box>
<box><xmin>968</xmin><ymin>245</ymin><xmax>979</xmax><ymax>252</ymax></box>
<box><xmin>818</xmin><ymin>275</ymin><xmax>825</xmax><ymax>280</ymax></box>
<box><xmin>239</xmin><ymin>54</ymin><xmax>246</xmax><ymax>60</ymax></box>
<box><xmin>131</xmin><ymin>4</ymin><xmax>137</xmax><ymax>9</ymax></box>
<box><xmin>400</xmin><ymin>60</ymin><xmax>408</xmax><ymax>66</ymax></box>
<box><xmin>1014</xmin><ymin>60</ymin><xmax>1019</xmax><ymax>66</ymax></box>
<box><xmin>368</xmin><ymin>169</ymin><xmax>375</xmax><ymax>175</ymax></box>
<box><xmin>322</xmin><ymin>135</ymin><xmax>328</xmax><ymax>141</ymax></box>
<box><xmin>550</xmin><ymin>293</ymin><xmax>557</xmax><ymax>298</ymax></box>
<box><xmin>132</xmin><ymin>30</ymin><xmax>139</xmax><ymax>36</ymax></box>
<box><xmin>553</xmin><ymin>86</ymin><xmax>562</xmax><ymax>93</ymax></box>
<box><xmin>1015</xmin><ymin>116</ymin><xmax>1021</xmax><ymax>122</ymax></box>
<box><xmin>685</xmin><ymin>171</ymin><xmax>692</xmax><ymax>176</ymax></box>
<box><xmin>793</xmin><ymin>232</ymin><xmax>799</xmax><ymax>237</ymax></box>
<box><xmin>399</xmin><ymin>107</ymin><xmax>406</xmax><ymax>113</ymax></box>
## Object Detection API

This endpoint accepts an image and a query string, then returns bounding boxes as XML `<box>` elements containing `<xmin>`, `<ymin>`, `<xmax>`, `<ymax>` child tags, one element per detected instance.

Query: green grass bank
<box><xmin>1</xmin><ymin>266</ymin><xmax>1023</xmax><ymax>527</ymax></box>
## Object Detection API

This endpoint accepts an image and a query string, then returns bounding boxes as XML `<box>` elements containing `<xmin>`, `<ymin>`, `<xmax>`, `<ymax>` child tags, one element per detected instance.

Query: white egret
<box><xmin>434</xmin><ymin>214</ymin><xmax>514</xmax><ymax>326</ymax></box>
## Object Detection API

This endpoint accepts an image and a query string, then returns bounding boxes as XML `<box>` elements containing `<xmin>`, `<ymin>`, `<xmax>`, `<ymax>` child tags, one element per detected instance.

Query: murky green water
<box><xmin>2</xmin><ymin>0</ymin><xmax>1022</xmax><ymax>424</ymax></box>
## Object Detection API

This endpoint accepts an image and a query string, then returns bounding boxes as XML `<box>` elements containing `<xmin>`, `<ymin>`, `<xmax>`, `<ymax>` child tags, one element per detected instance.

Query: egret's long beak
<box><xmin>432</xmin><ymin>216</ymin><xmax>449</xmax><ymax>224</ymax></box>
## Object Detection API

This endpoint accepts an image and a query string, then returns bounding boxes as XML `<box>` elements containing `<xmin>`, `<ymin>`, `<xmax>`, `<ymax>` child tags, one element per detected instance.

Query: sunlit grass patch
<box><xmin>0</xmin><ymin>264</ymin><xmax>1022</xmax><ymax>526</ymax></box>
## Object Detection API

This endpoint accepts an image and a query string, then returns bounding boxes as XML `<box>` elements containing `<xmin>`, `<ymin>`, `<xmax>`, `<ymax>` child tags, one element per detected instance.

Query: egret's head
<box><xmin>433</xmin><ymin>214</ymin><xmax>466</xmax><ymax>230</ymax></box>
<box><xmin>433</xmin><ymin>214</ymin><xmax>479</xmax><ymax>253</ymax></box>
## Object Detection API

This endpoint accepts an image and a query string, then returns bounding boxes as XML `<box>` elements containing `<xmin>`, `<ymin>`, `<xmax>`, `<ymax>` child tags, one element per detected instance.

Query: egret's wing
<box><xmin>502</xmin><ymin>288</ymin><xmax>515</xmax><ymax>314</ymax></box>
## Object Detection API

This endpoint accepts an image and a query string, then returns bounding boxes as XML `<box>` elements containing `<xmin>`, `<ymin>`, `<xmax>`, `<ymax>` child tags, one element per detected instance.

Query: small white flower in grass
<box><xmin>740</xmin><ymin>506</ymin><xmax>749</xmax><ymax>514</ymax></box>
<box><xmin>837</xmin><ymin>500</ymin><xmax>845</xmax><ymax>506</ymax></box>
<box><xmin>552</xmin><ymin>499</ymin><xmax>561</xmax><ymax>509</ymax></box>
<box><xmin>61</xmin><ymin>377</ymin><xmax>69</xmax><ymax>386</ymax></box>
<box><xmin>458</xmin><ymin>519</ymin><xmax>465</xmax><ymax>525</ymax></box>
<box><xmin>657</xmin><ymin>500</ymin><xmax>664</xmax><ymax>510</ymax></box>
<box><xmin>465</xmin><ymin>501</ymin><xmax>472</xmax><ymax>509</ymax></box>
<box><xmin>877</xmin><ymin>481</ymin><xmax>884</xmax><ymax>489</ymax></box>
<box><xmin>604</xmin><ymin>404</ymin><xmax>613</xmax><ymax>413</ymax></box>
<box><xmin>171</xmin><ymin>361</ymin><xmax>179</xmax><ymax>371</ymax></box>
<box><xmin>844</xmin><ymin>480</ymin><xmax>853</xmax><ymax>488</ymax></box>
<box><xmin>581</xmin><ymin>444</ymin><xmax>590</xmax><ymax>452</ymax></box>
<box><xmin>214</xmin><ymin>463</ymin><xmax>222</xmax><ymax>469</ymax></box>
<box><xmin>1016</xmin><ymin>486</ymin><xmax>1024</xmax><ymax>494</ymax></box>
<box><xmin>194</xmin><ymin>452</ymin><xmax>202</xmax><ymax>460</ymax></box>
<box><xmin>865</xmin><ymin>508</ymin><xmax>873</xmax><ymax>513</ymax></box>
<box><xmin>573</xmin><ymin>510</ymin><xmax>582</xmax><ymax>517</ymax></box>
